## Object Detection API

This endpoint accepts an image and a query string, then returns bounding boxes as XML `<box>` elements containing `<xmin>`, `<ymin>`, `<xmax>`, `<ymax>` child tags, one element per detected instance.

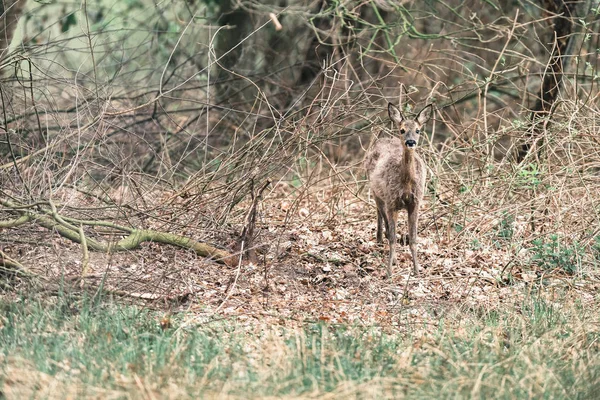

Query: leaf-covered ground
<box><xmin>3</xmin><ymin>182</ymin><xmax>598</xmax><ymax>333</ymax></box>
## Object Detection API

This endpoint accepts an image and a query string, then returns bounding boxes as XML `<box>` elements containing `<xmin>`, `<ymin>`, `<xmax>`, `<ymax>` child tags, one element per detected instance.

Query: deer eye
<box><xmin>416</xmin><ymin>129</ymin><xmax>420</xmax><ymax>134</ymax></box>
<box><xmin>400</xmin><ymin>129</ymin><xmax>405</xmax><ymax>134</ymax></box>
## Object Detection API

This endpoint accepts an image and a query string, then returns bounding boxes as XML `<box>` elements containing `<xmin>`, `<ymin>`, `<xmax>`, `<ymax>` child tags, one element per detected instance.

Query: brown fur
<box><xmin>365</xmin><ymin>103</ymin><xmax>432</xmax><ymax>277</ymax></box>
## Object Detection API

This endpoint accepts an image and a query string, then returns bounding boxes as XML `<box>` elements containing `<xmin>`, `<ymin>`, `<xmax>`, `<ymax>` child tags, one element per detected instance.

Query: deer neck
<box><xmin>401</xmin><ymin>148</ymin><xmax>417</xmax><ymax>194</ymax></box>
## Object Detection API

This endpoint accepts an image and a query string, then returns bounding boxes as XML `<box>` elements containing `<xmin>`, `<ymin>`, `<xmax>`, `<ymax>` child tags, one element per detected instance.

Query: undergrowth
<box><xmin>0</xmin><ymin>290</ymin><xmax>598</xmax><ymax>399</ymax></box>
<box><xmin>530</xmin><ymin>234</ymin><xmax>583</xmax><ymax>275</ymax></box>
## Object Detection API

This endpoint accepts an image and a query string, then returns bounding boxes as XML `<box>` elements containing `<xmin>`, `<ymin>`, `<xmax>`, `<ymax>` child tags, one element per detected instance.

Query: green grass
<box><xmin>0</xmin><ymin>289</ymin><xmax>599</xmax><ymax>398</ymax></box>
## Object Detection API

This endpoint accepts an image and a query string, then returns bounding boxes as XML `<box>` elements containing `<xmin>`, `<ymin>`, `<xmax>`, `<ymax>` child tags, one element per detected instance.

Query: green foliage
<box><xmin>458</xmin><ymin>184</ymin><xmax>471</xmax><ymax>194</ymax></box>
<box><xmin>60</xmin><ymin>13</ymin><xmax>77</xmax><ymax>33</ymax></box>
<box><xmin>517</xmin><ymin>163</ymin><xmax>542</xmax><ymax>190</ymax></box>
<box><xmin>530</xmin><ymin>234</ymin><xmax>581</xmax><ymax>274</ymax></box>
<box><xmin>470</xmin><ymin>238</ymin><xmax>482</xmax><ymax>250</ymax></box>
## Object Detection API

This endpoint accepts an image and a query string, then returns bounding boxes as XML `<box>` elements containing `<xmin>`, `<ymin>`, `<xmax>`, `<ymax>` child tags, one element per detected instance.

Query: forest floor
<box><xmin>3</xmin><ymin>181</ymin><xmax>597</xmax><ymax>331</ymax></box>
<box><xmin>2</xmin><ymin>182</ymin><xmax>600</xmax><ymax>398</ymax></box>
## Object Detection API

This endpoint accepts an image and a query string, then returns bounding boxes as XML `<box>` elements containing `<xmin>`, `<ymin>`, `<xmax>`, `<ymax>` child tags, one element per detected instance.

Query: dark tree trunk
<box><xmin>517</xmin><ymin>0</ymin><xmax>578</xmax><ymax>163</ymax></box>
<box><xmin>0</xmin><ymin>0</ymin><xmax>26</xmax><ymax>60</ymax></box>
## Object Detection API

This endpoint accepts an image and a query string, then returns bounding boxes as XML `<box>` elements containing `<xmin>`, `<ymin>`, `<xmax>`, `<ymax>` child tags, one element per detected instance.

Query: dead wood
<box><xmin>0</xmin><ymin>198</ymin><xmax>235</xmax><ymax>266</ymax></box>
<box><xmin>239</xmin><ymin>179</ymin><xmax>271</xmax><ymax>264</ymax></box>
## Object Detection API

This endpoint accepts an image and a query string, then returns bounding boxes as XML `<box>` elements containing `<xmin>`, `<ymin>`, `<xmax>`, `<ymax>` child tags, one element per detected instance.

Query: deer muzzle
<box><xmin>405</xmin><ymin>140</ymin><xmax>417</xmax><ymax>148</ymax></box>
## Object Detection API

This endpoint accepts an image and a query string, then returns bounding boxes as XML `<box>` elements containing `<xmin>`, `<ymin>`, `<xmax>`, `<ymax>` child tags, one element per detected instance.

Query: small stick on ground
<box><xmin>0</xmin><ymin>250</ymin><xmax>27</xmax><ymax>274</ymax></box>
<box><xmin>0</xmin><ymin>250</ymin><xmax>40</xmax><ymax>288</ymax></box>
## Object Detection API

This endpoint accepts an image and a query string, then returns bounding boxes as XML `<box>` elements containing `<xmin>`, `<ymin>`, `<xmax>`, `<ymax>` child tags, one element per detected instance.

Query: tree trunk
<box><xmin>517</xmin><ymin>0</ymin><xmax>578</xmax><ymax>163</ymax></box>
<box><xmin>1</xmin><ymin>0</ymin><xmax>26</xmax><ymax>60</ymax></box>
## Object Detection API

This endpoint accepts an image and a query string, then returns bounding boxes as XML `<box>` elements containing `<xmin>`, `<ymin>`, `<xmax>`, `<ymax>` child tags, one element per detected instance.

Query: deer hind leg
<box><xmin>407</xmin><ymin>204</ymin><xmax>420</xmax><ymax>275</ymax></box>
<box><xmin>375</xmin><ymin>197</ymin><xmax>386</xmax><ymax>243</ymax></box>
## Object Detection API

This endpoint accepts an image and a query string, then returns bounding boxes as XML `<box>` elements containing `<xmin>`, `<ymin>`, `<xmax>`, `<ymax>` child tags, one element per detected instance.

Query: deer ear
<box><xmin>388</xmin><ymin>103</ymin><xmax>404</xmax><ymax>124</ymax></box>
<box><xmin>416</xmin><ymin>104</ymin><xmax>433</xmax><ymax>125</ymax></box>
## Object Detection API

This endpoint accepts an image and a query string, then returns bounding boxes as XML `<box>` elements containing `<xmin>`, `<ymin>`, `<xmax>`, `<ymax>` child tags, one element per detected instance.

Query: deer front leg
<box><xmin>407</xmin><ymin>205</ymin><xmax>419</xmax><ymax>275</ymax></box>
<box><xmin>387</xmin><ymin>209</ymin><xmax>398</xmax><ymax>278</ymax></box>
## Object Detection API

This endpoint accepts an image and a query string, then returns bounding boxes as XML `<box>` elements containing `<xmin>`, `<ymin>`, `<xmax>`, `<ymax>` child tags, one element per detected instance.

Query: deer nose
<box><xmin>405</xmin><ymin>140</ymin><xmax>417</xmax><ymax>148</ymax></box>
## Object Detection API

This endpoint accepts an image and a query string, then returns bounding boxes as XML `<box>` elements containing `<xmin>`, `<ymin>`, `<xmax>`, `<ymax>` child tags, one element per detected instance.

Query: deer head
<box><xmin>388</xmin><ymin>103</ymin><xmax>432</xmax><ymax>149</ymax></box>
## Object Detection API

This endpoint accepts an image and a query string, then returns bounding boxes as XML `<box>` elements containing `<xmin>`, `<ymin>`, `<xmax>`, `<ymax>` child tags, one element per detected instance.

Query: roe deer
<box><xmin>365</xmin><ymin>103</ymin><xmax>432</xmax><ymax>277</ymax></box>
